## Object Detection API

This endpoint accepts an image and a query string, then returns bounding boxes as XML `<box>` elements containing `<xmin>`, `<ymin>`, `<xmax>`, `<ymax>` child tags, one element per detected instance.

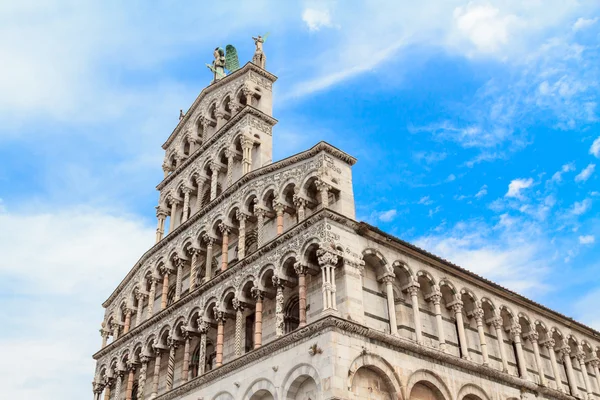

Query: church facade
<box><xmin>92</xmin><ymin>43</ymin><xmax>600</xmax><ymax>400</ymax></box>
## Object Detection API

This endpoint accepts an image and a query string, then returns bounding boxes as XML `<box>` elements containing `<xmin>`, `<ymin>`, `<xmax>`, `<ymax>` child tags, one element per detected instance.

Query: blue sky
<box><xmin>0</xmin><ymin>1</ymin><xmax>599</xmax><ymax>398</ymax></box>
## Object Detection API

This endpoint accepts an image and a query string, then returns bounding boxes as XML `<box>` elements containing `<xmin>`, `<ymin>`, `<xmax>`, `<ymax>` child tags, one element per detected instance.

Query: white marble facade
<box><xmin>92</xmin><ymin>56</ymin><xmax>600</xmax><ymax>400</ymax></box>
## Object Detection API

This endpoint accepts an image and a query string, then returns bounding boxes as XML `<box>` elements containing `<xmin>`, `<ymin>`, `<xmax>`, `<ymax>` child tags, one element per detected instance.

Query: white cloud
<box><xmin>579</xmin><ymin>235</ymin><xmax>595</xmax><ymax>244</ymax></box>
<box><xmin>378</xmin><ymin>209</ymin><xmax>397</xmax><ymax>222</ymax></box>
<box><xmin>551</xmin><ymin>162</ymin><xmax>576</xmax><ymax>183</ymax></box>
<box><xmin>0</xmin><ymin>207</ymin><xmax>154</xmax><ymax>398</ymax></box>
<box><xmin>571</xmin><ymin>199</ymin><xmax>592</xmax><ymax>215</ymax></box>
<box><xmin>418</xmin><ymin>196</ymin><xmax>434</xmax><ymax>205</ymax></box>
<box><xmin>590</xmin><ymin>137</ymin><xmax>600</xmax><ymax>158</ymax></box>
<box><xmin>453</xmin><ymin>3</ymin><xmax>519</xmax><ymax>55</ymax></box>
<box><xmin>575</xmin><ymin>163</ymin><xmax>596</xmax><ymax>182</ymax></box>
<box><xmin>573</xmin><ymin>17</ymin><xmax>598</xmax><ymax>32</ymax></box>
<box><xmin>302</xmin><ymin>8</ymin><xmax>333</xmax><ymax>31</ymax></box>
<box><xmin>505</xmin><ymin>178</ymin><xmax>534</xmax><ymax>199</ymax></box>
<box><xmin>414</xmin><ymin>216</ymin><xmax>550</xmax><ymax>294</ymax></box>
<box><xmin>475</xmin><ymin>185</ymin><xmax>488</xmax><ymax>198</ymax></box>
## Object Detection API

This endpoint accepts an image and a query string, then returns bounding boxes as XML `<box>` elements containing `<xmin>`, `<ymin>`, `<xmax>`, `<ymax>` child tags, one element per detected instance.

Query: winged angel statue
<box><xmin>206</xmin><ymin>45</ymin><xmax>240</xmax><ymax>82</ymax></box>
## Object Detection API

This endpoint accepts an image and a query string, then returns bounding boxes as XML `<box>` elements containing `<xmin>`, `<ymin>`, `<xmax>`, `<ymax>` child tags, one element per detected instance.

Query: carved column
<box><xmin>590</xmin><ymin>359</ymin><xmax>600</xmax><ymax>395</ymax></box>
<box><xmin>168</xmin><ymin>197</ymin><xmax>180</xmax><ymax>234</ymax></box>
<box><xmin>381</xmin><ymin>275</ymin><xmax>397</xmax><ymax>335</ymax></box>
<box><xmin>182</xmin><ymin>187</ymin><xmax>192</xmax><ymax>222</ymax></box>
<box><xmin>237</xmin><ymin>211</ymin><xmax>248</xmax><ymax>259</ymax></box>
<box><xmin>215</xmin><ymin>109</ymin><xmax>225</xmax><ymax>130</ymax></box>
<box><xmin>165</xmin><ymin>338</ymin><xmax>177</xmax><ymax>391</ymax></box>
<box><xmin>510</xmin><ymin>323</ymin><xmax>529</xmax><ymax>379</ymax></box>
<box><xmin>224</xmin><ymin>149</ymin><xmax>234</xmax><ymax>187</ymax></box>
<box><xmin>233</xmin><ymin>298</ymin><xmax>244</xmax><ymax>357</ymax></box>
<box><xmin>214</xmin><ymin>309</ymin><xmax>225</xmax><ymax>367</ymax></box>
<box><xmin>316</xmin><ymin>180</ymin><xmax>330</xmax><ymax>208</ymax></box>
<box><xmin>203</xmin><ymin>236</ymin><xmax>215</xmax><ymax>282</ymax></box>
<box><xmin>274</xmin><ymin>201</ymin><xmax>285</xmax><ymax>235</ymax></box>
<box><xmin>195</xmin><ymin>176</ymin><xmax>207</xmax><ymax>211</ymax></box>
<box><xmin>241</xmin><ymin>136</ymin><xmax>254</xmax><ymax>174</ymax></box>
<box><xmin>137</xmin><ymin>356</ymin><xmax>149</xmax><ymax>400</ymax></box>
<box><xmin>219</xmin><ymin>223</ymin><xmax>231</xmax><ymax>271</ymax></box>
<box><xmin>160</xmin><ymin>267</ymin><xmax>170</xmax><ymax>310</ymax></box>
<box><xmin>209</xmin><ymin>163</ymin><xmax>220</xmax><ymax>201</ymax></box>
<box><xmin>151</xmin><ymin>349</ymin><xmax>162</xmax><ymax>397</ymax></box>
<box><xmin>242</xmin><ymin>86</ymin><xmax>252</xmax><ymax>107</ymax></box>
<box><xmin>174</xmin><ymin>256</ymin><xmax>184</xmax><ymax>302</ymax></box>
<box><xmin>576</xmin><ymin>352</ymin><xmax>592</xmax><ymax>399</ymax></box>
<box><xmin>155</xmin><ymin>208</ymin><xmax>167</xmax><ymax>243</ymax></box>
<box><xmin>473</xmin><ymin>307</ymin><xmax>489</xmax><ymax>365</ymax></box>
<box><xmin>294</xmin><ymin>195</ymin><xmax>306</xmax><ymax>222</ymax></box>
<box><xmin>451</xmin><ymin>301</ymin><xmax>469</xmax><ymax>359</ymax></box>
<box><xmin>103</xmin><ymin>377</ymin><xmax>113</xmax><ymax>400</ymax></box>
<box><xmin>273</xmin><ymin>276</ymin><xmax>285</xmax><ymax>337</ymax></box>
<box><xmin>317</xmin><ymin>247</ymin><xmax>338</xmax><ymax>311</ymax></box>
<box><xmin>114</xmin><ymin>370</ymin><xmax>124</xmax><ymax>400</ymax></box>
<box><xmin>135</xmin><ymin>292</ymin><xmax>146</xmax><ymax>326</ymax></box>
<box><xmin>100</xmin><ymin>328</ymin><xmax>109</xmax><ymax>348</ymax></box>
<box><xmin>123</xmin><ymin>308</ymin><xmax>132</xmax><ymax>334</ymax></box>
<box><xmin>492</xmin><ymin>317</ymin><xmax>509</xmax><ymax>372</ymax></box>
<box><xmin>189</xmin><ymin>247</ymin><xmax>201</xmax><ymax>291</ymax></box>
<box><xmin>294</xmin><ymin>263</ymin><xmax>308</xmax><ymax>327</ymax></box>
<box><xmin>197</xmin><ymin>320</ymin><xmax>208</xmax><ymax>376</ymax></box>
<box><xmin>112</xmin><ymin>322</ymin><xmax>121</xmax><ymax>341</ymax></box>
<box><xmin>181</xmin><ymin>330</ymin><xmax>191</xmax><ymax>383</ymax></box>
<box><xmin>542</xmin><ymin>339</ymin><xmax>563</xmax><ymax>392</ymax></box>
<box><xmin>428</xmin><ymin>290</ymin><xmax>446</xmax><ymax>351</ymax></box>
<box><xmin>560</xmin><ymin>346</ymin><xmax>578</xmax><ymax>397</ymax></box>
<box><xmin>147</xmin><ymin>277</ymin><xmax>157</xmax><ymax>318</ymax></box>
<box><xmin>525</xmin><ymin>331</ymin><xmax>546</xmax><ymax>386</ymax></box>
<box><xmin>406</xmin><ymin>283</ymin><xmax>422</xmax><ymax>344</ymax></box>
<box><xmin>255</xmin><ymin>208</ymin><xmax>266</xmax><ymax>247</ymax></box>
<box><xmin>252</xmin><ymin>287</ymin><xmax>264</xmax><ymax>349</ymax></box>
<box><xmin>125</xmin><ymin>364</ymin><xmax>135</xmax><ymax>400</ymax></box>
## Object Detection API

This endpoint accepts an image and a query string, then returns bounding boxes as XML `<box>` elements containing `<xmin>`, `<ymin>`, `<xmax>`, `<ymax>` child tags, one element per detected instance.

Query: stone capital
<box><xmin>202</xmin><ymin>234</ymin><xmax>216</xmax><ymax>246</ymax></box>
<box><xmin>251</xmin><ymin>286</ymin><xmax>265</xmax><ymax>301</ymax></box>
<box><xmin>472</xmin><ymin>307</ymin><xmax>484</xmax><ymax>322</ymax></box>
<box><xmin>240</xmin><ymin>135</ymin><xmax>254</xmax><ymax>149</ymax></box>
<box><xmin>218</xmin><ymin>222</ymin><xmax>232</xmax><ymax>235</ymax></box>
<box><xmin>209</xmin><ymin>161</ymin><xmax>222</xmax><ymax>173</ymax></box>
<box><xmin>316</xmin><ymin>247</ymin><xmax>338</xmax><ymax>267</ymax></box>
<box><xmin>294</xmin><ymin>262</ymin><xmax>308</xmax><ymax>276</ymax></box>
<box><xmin>490</xmin><ymin>316</ymin><xmax>504</xmax><ymax>329</ymax></box>
<box><xmin>509</xmin><ymin>323</ymin><xmax>522</xmax><ymax>338</ymax></box>
<box><xmin>198</xmin><ymin>319</ymin><xmax>209</xmax><ymax>334</ymax></box>
<box><xmin>450</xmin><ymin>301</ymin><xmax>464</xmax><ymax>314</ymax></box>
<box><xmin>380</xmin><ymin>274</ymin><xmax>395</xmax><ymax>285</ymax></box>
<box><xmin>272</xmin><ymin>275</ymin><xmax>284</xmax><ymax>288</ymax></box>
<box><xmin>213</xmin><ymin>308</ymin><xmax>226</xmax><ymax>323</ymax></box>
<box><xmin>236</xmin><ymin>210</ymin><xmax>250</xmax><ymax>222</ymax></box>
<box><xmin>274</xmin><ymin>201</ymin><xmax>286</xmax><ymax>214</ymax></box>
<box><xmin>523</xmin><ymin>330</ymin><xmax>539</xmax><ymax>343</ymax></box>
<box><xmin>232</xmin><ymin>297</ymin><xmax>244</xmax><ymax>311</ymax></box>
<box><xmin>155</xmin><ymin>206</ymin><xmax>169</xmax><ymax>218</ymax></box>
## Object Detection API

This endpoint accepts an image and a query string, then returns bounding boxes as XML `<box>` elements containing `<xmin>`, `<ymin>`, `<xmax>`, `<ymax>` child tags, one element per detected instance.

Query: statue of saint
<box><xmin>252</xmin><ymin>33</ymin><xmax>269</xmax><ymax>69</ymax></box>
<box><xmin>210</xmin><ymin>47</ymin><xmax>226</xmax><ymax>82</ymax></box>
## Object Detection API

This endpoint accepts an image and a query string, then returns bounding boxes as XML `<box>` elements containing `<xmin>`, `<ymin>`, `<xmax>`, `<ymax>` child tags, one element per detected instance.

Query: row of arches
<box><xmin>362</xmin><ymin>248</ymin><xmax>600</xmax><ymax>398</ymax></box>
<box><xmin>102</xmin><ymin>171</ymin><xmax>337</xmax><ymax>347</ymax></box>
<box><xmin>163</xmin><ymin>82</ymin><xmax>265</xmax><ymax>177</ymax></box>
<box><xmin>95</xmin><ymin>240</ymin><xmax>340</xmax><ymax>400</ymax></box>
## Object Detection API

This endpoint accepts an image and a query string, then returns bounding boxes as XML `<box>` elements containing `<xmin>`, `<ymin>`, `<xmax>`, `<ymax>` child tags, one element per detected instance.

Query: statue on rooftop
<box><xmin>252</xmin><ymin>33</ymin><xmax>269</xmax><ymax>69</ymax></box>
<box><xmin>206</xmin><ymin>45</ymin><xmax>240</xmax><ymax>83</ymax></box>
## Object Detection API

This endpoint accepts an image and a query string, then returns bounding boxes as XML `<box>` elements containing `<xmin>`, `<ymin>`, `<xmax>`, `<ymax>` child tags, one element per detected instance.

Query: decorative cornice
<box><xmin>151</xmin><ymin>315</ymin><xmax>577</xmax><ymax>400</ymax></box>
<box><xmin>162</xmin><ymin>62</ymin><xmax>277</xmax><ymax>149</ymax></box>
<box><xmin>102</xmin><ymin>144</ymin><xmax>356</xmax><ymax>307</ymax></box>
<box><xmin>157</xmin><ymin>106</ymin><xmax>278</xmax><ymax>189</ymax></box>
<box><xmin>96</xmin><ymin>211</ymin><xmax>341</xmax><ymax>356</ymax></box>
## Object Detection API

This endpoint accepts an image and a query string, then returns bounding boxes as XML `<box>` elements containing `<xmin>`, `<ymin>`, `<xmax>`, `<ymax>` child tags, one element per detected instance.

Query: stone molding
<box><xmin>94</xmin><ymin>211</ymin><xmax>350</xmax><ymax>360</ymax></box>
<box><xmin>148</xmin><ymin>315</ymin><xmax>577</xmax><ymax>400</ymax></box>
<box><xmin>162</xmin><ymin>62</ymin><xmax>277</xmax><ymax>149</ymax></box>
<box><xmin>103</xmin><ymin>145</ymin><xmax>356</xmax><ymax>308</ymax></box>
<box><xmin>159</xmin><ymin>106</ymin><xmax>277</xmax><ymax>190</ymax></box>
